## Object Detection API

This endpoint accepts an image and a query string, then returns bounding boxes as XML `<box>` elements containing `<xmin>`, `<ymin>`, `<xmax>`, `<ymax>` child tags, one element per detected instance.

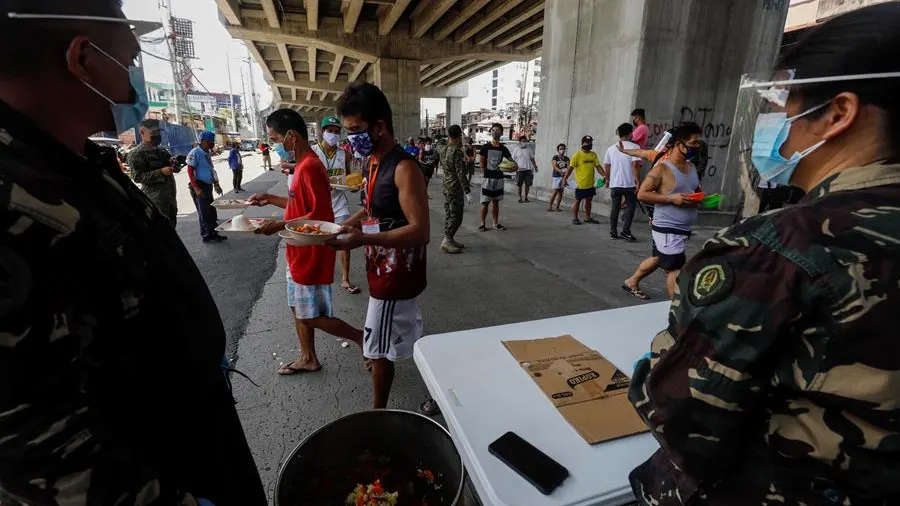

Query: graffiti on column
<box><xmin>645</xmin><ymin>105</ymin><xmax>733</xmax><ymax>182</ymax></box>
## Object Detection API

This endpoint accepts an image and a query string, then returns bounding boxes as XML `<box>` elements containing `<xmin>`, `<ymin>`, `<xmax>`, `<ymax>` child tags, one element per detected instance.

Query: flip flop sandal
<box><xmin>478</xmin><ymin>225</ymin><xmax>487</xmax><ymax>232</ymax></box>
<box><xmin>343</xmin><ymin>283</ymin><xmax>361</xmax><ymax>294</ymax></box>
<box><xmin>277</xmin><ymin>361</ymin><xmax>322</xmax><ymax>375</ymax></box>
<box><xmin>419</xmin><ymin>398</ymin><xmax>441</xmax><ymax>416</ymax></box>
<box><xmin>494</xmin><ymin>224</ymin><xmax>507</xmax><ymax>231</ymax></box>
<box><xmin>621</xmin><ymin>284</ymin><xmax>651</xmax><ymax>300</ymax></box>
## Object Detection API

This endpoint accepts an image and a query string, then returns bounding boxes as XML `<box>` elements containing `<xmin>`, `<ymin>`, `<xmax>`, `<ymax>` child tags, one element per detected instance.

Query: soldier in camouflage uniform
<box><xmin>628</xmin><ymin>5</ymin><xmax>900</xmax><ymax>505</ymax></box>
<box><xmin>439</xmin><ymin>125</ymin><xmax>471</xmax><ymax>254</ymax></box>
<box><xmin>0</xmin><ymin>4</ymin><xmax>266</xmax><ymax>505</ymax></box>
<box><xmin>129</xmin><ymin>119</ymin><xmax>178</xmax><ymax>226</ymax></box>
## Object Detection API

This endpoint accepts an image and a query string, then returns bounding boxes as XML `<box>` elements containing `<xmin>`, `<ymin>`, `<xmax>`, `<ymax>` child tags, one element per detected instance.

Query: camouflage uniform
<box><xmin>128</xmin><ymin>142</ymin><xmax>178</xmax><ymax>227</ymax></box>
<box><xmin>439</xmin><ymin>142</ymin><xmax>469</xmax><ymax>239</ymax></box>
<box><xmin>0</xmin><ymin>101</ymin><xmax>266</xmax><ymax>505</ymax></box>
<box><xmin>628</xmin><ymin>162</ymin><xmax>900</xmax><ymax>506</ymax></box>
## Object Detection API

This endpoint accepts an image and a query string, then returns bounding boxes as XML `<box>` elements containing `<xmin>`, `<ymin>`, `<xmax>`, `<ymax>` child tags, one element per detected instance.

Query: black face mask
<box><xmin>150</xmin><ymin>134</ymin><xmax>162</xmax><ymax>146</ymax></box>
<box><xmin>582</xmin><ymin>144</ymin><xmax>592</xmax><ymax>151</ymax></box>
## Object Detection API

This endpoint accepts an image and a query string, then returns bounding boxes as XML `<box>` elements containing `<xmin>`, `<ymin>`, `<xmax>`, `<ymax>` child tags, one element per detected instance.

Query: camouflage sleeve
<box><xmin>453</xmin><ymin>147</ymin><xmax>469</xmax><ymax>193</ymax></box>
<box><xmin>0</xmin><ymin>204</ymin><xmax>182</xmax><ymax>505</ymax></box>
<box><xmin>628</xmin><ymin>226</ymin><xmax>810</xmax><ymax>481</ymax></box>
<box><xmin>129</xmin><ymin>150</ymin><xmax>166</xmax><ymax>186</ymax></box>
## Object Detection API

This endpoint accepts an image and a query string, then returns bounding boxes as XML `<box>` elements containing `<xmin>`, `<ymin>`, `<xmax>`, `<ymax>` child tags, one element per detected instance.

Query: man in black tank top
<box><xmin>329</xmin><ymin>83</ymin><xmax>433</xmax><ymax>412</ymax></box>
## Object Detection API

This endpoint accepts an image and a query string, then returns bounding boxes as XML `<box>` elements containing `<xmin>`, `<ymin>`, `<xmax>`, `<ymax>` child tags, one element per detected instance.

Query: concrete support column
<box><xmin>446</xmin><ymin>97</ymin><xmax>462</xmax><ymax>128</ymax></box>
<box><xmin>373</xmin><ymin>57</ymin><xmax>421</xmax><ymax>141</ymax></box>
<box><xmin>535</xmin><ymin>0</ymin><xmax>788</xmax><ymax>211</ymax></box>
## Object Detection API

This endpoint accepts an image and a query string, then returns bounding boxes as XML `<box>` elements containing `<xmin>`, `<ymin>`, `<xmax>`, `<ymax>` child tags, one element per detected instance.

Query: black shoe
<box><xmin>621</xmin><ymin>232</ymin><xmax>637</xmax><ymax>242</ymax></box>
<box><xmin>610</xmin><ymin>232</ymin><xmax>620</xmax><ymax>240</ymax></box>
<box><xmin>203</xmin><ymin>234</ymin><xmax>228</xmax><ymax>243</ymax></box>
<box><xmin>585</xmin><ymin>218</ymin><xmax>600</xmax><ymax>224</ymax></box>
<box><xmin>572</xmin><ymin>219</ymin><xmax>582</xmax><ymax>225</ymax></box>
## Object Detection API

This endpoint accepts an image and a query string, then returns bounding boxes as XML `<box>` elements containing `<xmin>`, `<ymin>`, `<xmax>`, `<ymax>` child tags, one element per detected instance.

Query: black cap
<box><xmin>581</xmin><ymin>135</ymin><xmax>593</xmax><ymax>144</ymax></box>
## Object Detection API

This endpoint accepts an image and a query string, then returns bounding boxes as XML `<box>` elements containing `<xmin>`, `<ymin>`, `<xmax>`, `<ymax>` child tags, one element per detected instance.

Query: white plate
<box><xmin>282</xmin><ymin>219</ymin><xmax>341</xmax><ymax>245</ymax></box>
<box><xmin>331</xmin><ymin>184</ymin><xmax>362</xmax><ymax>192</ymax></box>
<box><xmin>215</xmin><ymin>217</ymin><xmax>263</xmax><ymax>234</ymax></box>
<box><xmin>212</xmin><ymin>199</ymin><xmax>250</xmax><ymax>210</ymax></box>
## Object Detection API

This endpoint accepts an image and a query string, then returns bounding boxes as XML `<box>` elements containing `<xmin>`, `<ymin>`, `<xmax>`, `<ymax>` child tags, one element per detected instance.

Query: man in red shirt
<box><xmin>249</xmin><ymin>109</ymin><xmax>362</xmax><ymax>374</ymax></box>
<box><xmin>631</xmin><ymin>108</ymin><xmax>649</xmax><ymax>148</ymax></box>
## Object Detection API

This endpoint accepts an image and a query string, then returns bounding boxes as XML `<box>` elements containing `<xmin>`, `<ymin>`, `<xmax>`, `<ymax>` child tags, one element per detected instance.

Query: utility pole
<box><xmin>225</xmin><ymin>48</ymin><xmax>237</xmax><ymax>132</ymax></box>
<box><xmin>164</xmin><ymin>0</ymin><xmax>182</xmax><ymax>124</ymax></box>
<box><xmin>246</xmin><ymin>47</ymin><xmax>260</xmax><ymax>137</ymax></box>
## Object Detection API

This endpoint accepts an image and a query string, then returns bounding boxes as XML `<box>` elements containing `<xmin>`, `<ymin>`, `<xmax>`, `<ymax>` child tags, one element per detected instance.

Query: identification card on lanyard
<box><xmin>364</xmin><ymin>158</ymin><xmax>381</xmax><ymax>234</ymax></box>
<box><xmin>362</xmin><ymin>218</ymin><xmax>380</xmax><ymax>234</ymax></box>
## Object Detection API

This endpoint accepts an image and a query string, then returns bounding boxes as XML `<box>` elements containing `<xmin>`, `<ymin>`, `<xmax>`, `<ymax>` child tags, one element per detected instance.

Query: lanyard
<box><xmin>365</xmin><ymin>157</ymin><xmax>380</xmax><ymax>216</ymax></box>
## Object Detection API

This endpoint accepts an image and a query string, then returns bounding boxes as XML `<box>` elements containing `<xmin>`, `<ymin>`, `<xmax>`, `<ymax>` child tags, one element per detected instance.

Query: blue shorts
<box><xmin>575</xmin><ymin>187</ymin><xmax>596</xmax><ymax>200</ymax></box>
<box><xmin>286</xmin><ymin>272</ymin><xmax>333</xmax><ymax>319</ymax></box>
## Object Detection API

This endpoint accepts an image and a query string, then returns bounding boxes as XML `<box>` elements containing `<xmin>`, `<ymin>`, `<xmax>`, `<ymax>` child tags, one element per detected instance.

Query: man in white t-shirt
<box><xmin>604</xmin><ymin>123</ymin><xmax>642</xmax><ymax>241</ymax></box>
<box><xmin>312</xmin><ymin>116</ymin><xmax>360</xmax><ymax>294</ymax></box>
<box><xmin>512</xmin><ymin>136</ymin><xmax>538</xmax><ymax>203</ymax></box>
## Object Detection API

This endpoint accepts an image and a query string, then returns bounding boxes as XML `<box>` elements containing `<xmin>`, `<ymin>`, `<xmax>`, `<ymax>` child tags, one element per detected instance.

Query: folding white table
<box><xmin>414</xmin><ymin>302</ymin><xmax>669</xmax><ymax>506</ymax></box>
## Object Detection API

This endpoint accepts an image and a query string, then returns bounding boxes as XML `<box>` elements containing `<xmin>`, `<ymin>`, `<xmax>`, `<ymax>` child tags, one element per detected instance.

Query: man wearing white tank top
<box><xmin>623</xmin><ymin>123</ymin><xmax>703</xmax><ymax>300</ymax></box>
<box><xmin>312</xmin><ymin>116</ymin><xmax>361</xmax><ymax>294</ymax></box>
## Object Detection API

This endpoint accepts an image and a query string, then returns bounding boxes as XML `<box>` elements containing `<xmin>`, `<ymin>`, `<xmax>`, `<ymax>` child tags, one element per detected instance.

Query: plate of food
<box><xmin>684</xmin><ymin>192</ymin><xmax>705</xmax><ymax>203</ymax></box>
<box><xmin>212</xmin><ymin>198</ymin><xmax>250</xmax><ymax>210</ymax></box>
<box><xmin>282</xmin><ymin>219</ymin><xmax>341</xmax><ymax>245</ymax></box>
<box><xmin>498</xmin><ymin>159</ymin><xmax>517</xmax><ymax>172</ymax></box>
<box><xmin>215</xmin><ymin>214</ymin><xmax>263</xmax><ymax>234</ymax></box>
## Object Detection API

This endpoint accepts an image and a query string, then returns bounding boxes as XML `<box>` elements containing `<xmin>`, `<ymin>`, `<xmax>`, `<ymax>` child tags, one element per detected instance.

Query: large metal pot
<box><xmin>275</xmin><ymin>410</ymin><xmax>465</xmax><ymax>506</ymax></box>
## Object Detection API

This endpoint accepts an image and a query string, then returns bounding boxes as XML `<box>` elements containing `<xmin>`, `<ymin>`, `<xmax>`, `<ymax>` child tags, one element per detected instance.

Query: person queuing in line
<box><xmin>464</xmin><ymin>136</ymin><xmax>476</xmax><ymax>186</ymax></box>
<box><xmin>228</xmin><ymin>140</ymin><xmax>245</xmax><ymax>193</ymax></box>
<box><xmin>420</xmin><ymin>136</ymin><xmax>439</xmax><ymax>198</ymax></box>
<box><xmin>259</xmin><ymin>141</ymin><xmax>272</xmax><ymax>170</ymax></box>
<box><xmin>479</xmin><ymin>122</ymin><xmax>517</xmax><ymax>231</ymax></box>
<box><xmin>513</xmin><ymin>135</ymin><xmax>538</xmax><ymax>203</ymax></box>
<box><xmin>439</xmin><ymin>124</ymin><xmax>473</xmax><ymax>254</ymax></box>
<box><xmin>187</xmin><ymin>130</ymin><xmax>226</xmax><ymax>243</ymax></box>
<box><xmin>631</xmin><ymin>107</ymin><xmax>649</xmax><ymax>148</ymax></box>
<box><xmin>130</xmin><ymin>118</ymin><xmax>178</xmax><ymax>226</ymax></box>
<box><xmin>604</xmin><ymin>123</ymin><xmax>642</xmax><ymax>241</ymax></box>
<box><xmin>563</xmin><ymin>135</ymin><xmax>603</xmax><ymax>225</ymax></box>
<box><xmin>547</xmin><ymin>143</ymin><xmax>569</xmax><ymax>212</ymax></box>
<box><xmin>312</xmin><ymin>115</ymin><xmax>361</xmax><ymax>295</ymax></box>
<box><xmin>404</xmin><ymin>136</ymin><xmax>420</xmax><ymax>158</ymax></box>
<box><xmin>248</xmin><ymin>109</ymin><xmax>363</xmax><ymax>376</ymax></box>
<box><xmin>328</xmin><ymin>82</ymin><xmax>431</xmax><ymax>411</ymax></box>
<box><xmin>629</xmin><ymin>4</ymin><xmax>900</xmax><ymax>505</ymax></box>
<box><xmin>0</xmin><ymin>2</ymin><xmax>267</xmax><ymax>504</ymax></box>
<box><xmin>622</xmin><ymin>123</ymin><xmax>702</xmax><ymax>300</ymax></box>
<box><xmin>756</xmin><ymin>178</ymin><xmax>787</xmax><ymax>214</ymax></box>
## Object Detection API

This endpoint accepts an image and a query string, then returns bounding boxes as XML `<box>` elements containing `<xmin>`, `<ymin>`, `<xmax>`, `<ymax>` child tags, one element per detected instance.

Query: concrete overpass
<box><xmin>218</xmin><ymin>0</ymin><xmax>791</xmax><ymax>212</ymax></box>
<box><xmin>216</xmin><ymin>0</ymin><xmax>543</xmax><ymax>137</ymax></box>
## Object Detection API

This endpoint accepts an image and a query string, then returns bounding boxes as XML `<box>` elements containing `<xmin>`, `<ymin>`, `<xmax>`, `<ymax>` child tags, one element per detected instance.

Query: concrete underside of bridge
<box><xmin>534</xmin><ymin>0</ymin><xmax>789</xmax><ymax>212</ymax></box>
<box><xmin>217</xmin><ymin>0</ymin><xmax>542</xmax><ymax>139</ymax></box>
<box><xmin>218</xmin><ymin>0</ymin><xmax>790</xmax><ymax>211</ymax></box>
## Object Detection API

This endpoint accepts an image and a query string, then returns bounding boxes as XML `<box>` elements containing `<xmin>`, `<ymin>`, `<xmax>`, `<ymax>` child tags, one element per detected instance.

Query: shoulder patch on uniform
<box><xmin>689</xmin><ymin>262</ymin><xmax>734</xmax><ymax>306</ymax></box>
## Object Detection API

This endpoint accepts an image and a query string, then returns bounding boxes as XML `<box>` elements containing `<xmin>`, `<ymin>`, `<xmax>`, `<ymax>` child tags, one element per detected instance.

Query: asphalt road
<box><xmin>174</xmin><ymin>152</ymin><xmax>288</xmax><ymax>358</ymax></box>
<box><xmin>198</xmin><ymin>173</ymin><xmax>722</xmax><ymax>502</ymax></box>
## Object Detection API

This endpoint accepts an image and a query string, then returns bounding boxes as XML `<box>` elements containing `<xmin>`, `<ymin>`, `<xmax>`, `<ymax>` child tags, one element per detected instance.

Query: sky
<box><xmin>123</xmin><ymin>0</ymin><xmax>515</xmax><ymax>120</ymax></box>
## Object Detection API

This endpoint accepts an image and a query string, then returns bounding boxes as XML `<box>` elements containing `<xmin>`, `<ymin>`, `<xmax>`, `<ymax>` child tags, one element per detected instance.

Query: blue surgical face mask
<box><xmin>79</xmin><ymin>42</ymin><xmax>148</xmax><ymax>134</ymax></box>
<box><xmin>272</xmin><ymin>142</ymin><xmax>291</xmax><ymax>161</ymax></box>
<box><xmin>348</xmin><ymin>130</ymin><xmax>376</xmax><ymax>158</ymax></box>
<box><xmin>751</xmin><ymin>102</ymin><xmax>828</xmax><ymax>185</ymax></box>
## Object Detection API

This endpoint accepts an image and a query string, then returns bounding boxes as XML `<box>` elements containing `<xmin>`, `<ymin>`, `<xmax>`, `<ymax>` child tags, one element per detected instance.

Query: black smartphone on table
<box><xmin>488</xmin><ymin>431</ymin><xmax>569</xmax><ymax>495</ymax></box>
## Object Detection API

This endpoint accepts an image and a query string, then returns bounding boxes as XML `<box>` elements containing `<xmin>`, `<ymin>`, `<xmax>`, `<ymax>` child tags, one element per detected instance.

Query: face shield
<box><xmin>728</xmin><ymin>69</ymin><xmax>900</xmax><ymax>186</ymax></box>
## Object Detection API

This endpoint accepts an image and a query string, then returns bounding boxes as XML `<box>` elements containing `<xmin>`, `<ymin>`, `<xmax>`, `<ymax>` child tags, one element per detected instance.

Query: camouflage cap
<box><xmin>320</xmin><ymin>116</ymin><xmax>341</xmax><ymax>129</ymax></box>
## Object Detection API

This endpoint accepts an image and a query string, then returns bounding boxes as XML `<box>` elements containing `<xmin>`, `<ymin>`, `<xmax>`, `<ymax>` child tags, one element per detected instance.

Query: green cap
<box><xmin>320</xmin><ymin>116</ymin><xmax>341</xmax><ymax>129</ymax></box>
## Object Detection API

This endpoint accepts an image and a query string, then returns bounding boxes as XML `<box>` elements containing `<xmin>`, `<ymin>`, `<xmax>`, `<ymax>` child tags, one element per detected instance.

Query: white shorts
<box><xmin>363</xmin><ymin>297</ymin><xmax>423</xmax><ymax>361</ymax></box>
<box><xmin>551</xmin><ymin>177</ymin><xmax>564</xmax><ymax>190</ymax></box>
<box><xmin>651</xmin><ymin>231</ymin><xmax>688</xmax><ymax>255</ymax></box>
<box><xmin>286</xmin><ymin>271</ymin><xmax>333</xmax><ymax>319</ymax></box>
